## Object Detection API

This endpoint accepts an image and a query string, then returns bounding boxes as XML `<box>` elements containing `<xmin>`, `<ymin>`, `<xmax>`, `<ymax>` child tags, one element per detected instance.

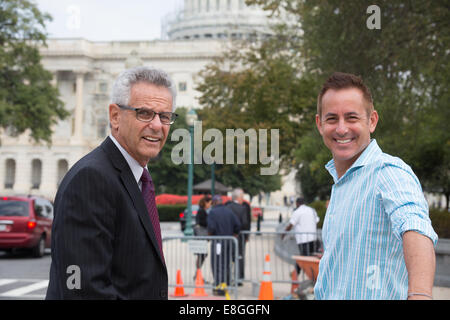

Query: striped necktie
<box><xmin>140</xmin><ymin>169</ymin><xmax>164</xmax><ymax>263</ymax></box>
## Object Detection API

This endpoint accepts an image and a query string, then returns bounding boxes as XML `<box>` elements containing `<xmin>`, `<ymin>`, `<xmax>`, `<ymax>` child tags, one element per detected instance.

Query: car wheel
<box><xmin>32</xmin><ymin>236</ymin><xmax>45</xmax><ymax>258</ymax></box>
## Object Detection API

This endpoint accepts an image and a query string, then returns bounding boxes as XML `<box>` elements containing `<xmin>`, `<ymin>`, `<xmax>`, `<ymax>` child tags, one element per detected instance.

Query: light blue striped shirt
<box><xmin>314</xmin><ymin>139</ymin><xmax>438</xmax><ymax>300</ymax></box>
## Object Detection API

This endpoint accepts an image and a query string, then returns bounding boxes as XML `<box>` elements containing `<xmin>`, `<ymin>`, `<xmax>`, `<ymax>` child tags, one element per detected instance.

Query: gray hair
<box><xmin>231</xmin><ymin>188</ymin><xmax>244</xmax><ymax>201</ymax></box>
<box><xmin>111</xmin><ymin>66</ymin><xmax>177</xmax><ymax>111</ymax></box>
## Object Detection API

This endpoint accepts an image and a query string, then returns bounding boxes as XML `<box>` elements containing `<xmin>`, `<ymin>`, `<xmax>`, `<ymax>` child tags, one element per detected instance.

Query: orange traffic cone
<box><xmin>290</xmin><ymin>269</ymin><xmax>299</xmax><ymax>294</ymax></box>
<box><xmin>258</xmin><ymin>254</ymin><xmax>274</xmax><ymax>300</ymax></box>
<box><xmin>191</xmin><ymin>268</ymin><xmax>208</xmax><ymax>297</ymax></box>
<box><xmin>170</xmin><ymin>269</ymin><xmax>188</xmax><ymax>297</ymax></box>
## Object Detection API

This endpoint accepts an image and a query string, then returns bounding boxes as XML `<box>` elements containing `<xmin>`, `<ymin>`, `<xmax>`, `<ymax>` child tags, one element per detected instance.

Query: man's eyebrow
<box><xmin>323</xmin><ymin>111</ymin><xmax>362</xmax><ymax>118</ymax></box>
<box><xmin>344</xmin><ymin>112</ymin><xmax>361</xmax><ymax>116</ymax></box>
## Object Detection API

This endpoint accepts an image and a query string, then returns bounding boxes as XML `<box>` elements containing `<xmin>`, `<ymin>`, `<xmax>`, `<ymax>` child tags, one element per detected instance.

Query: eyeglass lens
<box><xmin>136</xmin><ymin>108</ymin><xmax>175</xmax><ymax>124</ymax></box>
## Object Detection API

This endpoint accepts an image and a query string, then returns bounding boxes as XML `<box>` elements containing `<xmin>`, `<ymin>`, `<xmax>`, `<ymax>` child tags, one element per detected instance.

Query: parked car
<box><xmin>0</xmin><ymin>196</ymin><xmax>53</xmax><ymax>257</ymax></box>
<box><xmin>252</xmin><ymin>207</ymin><xmax>263</xmax><ymax>220</ymax></box>
<box><xmin>179</xmin><ymin>205</ymin><xmax>199</xmax><ymax>232</ymax></box>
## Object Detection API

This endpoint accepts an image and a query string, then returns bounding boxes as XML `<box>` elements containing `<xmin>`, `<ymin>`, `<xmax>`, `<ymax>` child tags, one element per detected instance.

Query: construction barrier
<box><xmin>162</xmin><ymin>235</ymin><xmax>239</xmax><ymax>300</ymax></box>
<box><xmin>239</xmin><ymin>228</ymin><xmax>323</xmax><ymax>296</ymax></box>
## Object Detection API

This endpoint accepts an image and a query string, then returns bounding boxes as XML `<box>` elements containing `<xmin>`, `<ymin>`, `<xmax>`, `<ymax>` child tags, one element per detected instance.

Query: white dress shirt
<box><xmin>109</xmin><ymin>134</ymin><xmax>145</xmax><ymax>190</ymax></box>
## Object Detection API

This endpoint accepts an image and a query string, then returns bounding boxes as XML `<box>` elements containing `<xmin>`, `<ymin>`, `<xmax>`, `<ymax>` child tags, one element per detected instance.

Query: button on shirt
<box><xmin>314</xmin><ymin>139</ymin><xmax>438</xmax><ymax>300</ymax></box>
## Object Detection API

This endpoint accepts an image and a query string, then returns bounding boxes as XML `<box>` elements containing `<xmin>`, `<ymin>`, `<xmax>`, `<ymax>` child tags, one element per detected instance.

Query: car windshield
<box><xmin>0</xmin><ymin>200</ymin><xmax>29</xmax><ymax>217</ymax></box>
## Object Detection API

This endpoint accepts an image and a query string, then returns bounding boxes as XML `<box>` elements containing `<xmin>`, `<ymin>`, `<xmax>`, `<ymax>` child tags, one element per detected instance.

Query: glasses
<box><xmin>117</xmin><ymin>104</ymin><xmax>178</xmax><ymax>125</ymax></box>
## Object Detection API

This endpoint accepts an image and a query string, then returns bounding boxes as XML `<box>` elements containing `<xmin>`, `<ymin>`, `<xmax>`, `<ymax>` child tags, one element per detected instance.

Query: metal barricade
<box><xmin>163</xmin><ymin>235</ymin><xmax>239</xmax><ymax>299</ymax></box>
<box><xmin>239</xmin><ymin>229</ymin><xmax>323</xmax><ymax>294</ymax></box>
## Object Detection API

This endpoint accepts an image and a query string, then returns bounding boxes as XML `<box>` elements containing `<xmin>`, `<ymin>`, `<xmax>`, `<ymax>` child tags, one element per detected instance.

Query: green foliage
<box><xmin>429</xmin><ymin>209</ymin><xmax>450</xmax><ymax>239</ymax></box>
<box><xmin>157</xmin><ymin>204</ymin><xmax>186</xmax><ymax>222</ymax></box>
<box><xmin>0</xmin><ymin>0</ymin><xmax>68</xmax><ymax>142</ymax></box>
<box><xmin>246</xmin><ymin>0</ymin><xmax>449</xmax><ymax>206</ymax></box>
<box><xmin>197</xmin><ymin>39</ymin><xmax>318</xmax><ymax>167</ymax></box>
<box><xmin>149</xmin><ymin>107</ymin><xmax>282</xmax><ymax>196</ymax></box>
<box><xmin>294</xmin><ymin>130</ymin><xmax>332</xmax><ymax>202</ymax></box>
<box><xmin>309</xmin><ymin>200</ymin><xmax>328</xmax><ymax>229</ymax></box>
<box><xmin>216</xmin><ymin>163</ymin><xmax>281</xmax><ymax>197</ymax></box>
<box><xmin>196</xmin><ymin>29</ymin><xmax>318</xmax><ymax>196</ymax></box>
<box><xmin>308</xmin><ymin>201</ymin><xmax>450</xmax><ymax>237</ymax></box>
<box><xmin>148</xmin><ymin>107</ymin><xmax>211</xmax><ymax>195</ymax></box>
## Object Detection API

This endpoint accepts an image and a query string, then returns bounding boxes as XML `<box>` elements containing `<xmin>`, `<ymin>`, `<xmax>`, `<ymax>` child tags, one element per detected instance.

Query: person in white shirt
<box><xmin>283</xmin><ymin>197</ymin><xmax>320</xmax><ymax>274</ymax></box>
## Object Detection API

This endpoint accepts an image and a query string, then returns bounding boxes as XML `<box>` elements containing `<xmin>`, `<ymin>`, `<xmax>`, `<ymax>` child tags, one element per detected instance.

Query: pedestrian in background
<box><xmin>207</xmin><ymin>195</ymin><xmax>241</xmax><ymax>290</ymax></box>
<box><xmin>282</xmin><ymin>197</ymin><xmax>319</xmax><ymax>275</ymax></box>
<box><xmin>226</xmin><ymin>188</ymin><xmax>251</xmax><ymax>285</ymax></box>
<box><xmin>194</xmin><ymin>195</ymin><xmax>212</xmax><ymax>271</ymax></box>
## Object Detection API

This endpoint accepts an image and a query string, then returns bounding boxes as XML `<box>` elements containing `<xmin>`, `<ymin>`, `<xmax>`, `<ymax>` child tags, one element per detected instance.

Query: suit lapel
<box><xmin>101</xmin><ymin>137</ymin><xmax>166</xmax><ymax>266</ymax></box>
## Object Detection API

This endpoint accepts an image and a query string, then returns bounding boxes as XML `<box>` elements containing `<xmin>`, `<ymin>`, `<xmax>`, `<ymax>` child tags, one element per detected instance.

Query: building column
<box><xmin>0</xmin><ymin>157</ymin><xmax>5</xmax><ymax>193</ymax></box>
<box><xmin>50</xmin><ymin>71</ymin><xmax>58</xmax><ymax>87</ymax></box>
<box><xmin>232</xmin><ymin>0</ymin><xmax>239</xmax><ymax>11</ymax></box>
<box><xmin>14</xmin><ymin>154</ymin><xmax>31</xmax><ymax>194</ymax></box>
<box><xmin>73</xmin><ymin>71</ymin><xmax>85</xmax><ymax>143</ymax></box>
<box><xmin>186</xmin><ymin>0</ymin><xmax>193</xmax><ymax>15</ymax></box>
<box><xmin>39</xmin><ymin>154</ymin><xmax>58</xmax><ymax>199</ymax></box>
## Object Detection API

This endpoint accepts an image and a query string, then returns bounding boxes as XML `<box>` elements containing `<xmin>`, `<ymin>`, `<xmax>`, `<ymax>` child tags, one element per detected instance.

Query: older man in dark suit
<box><xmin>207</xmin><ymin>195</ymin><xmax>241</xmax><ymax>288</ymax></box>
<box><xmin>226</xmin><ymin>188</ymin><xmax>251</xmax><ymax>285</ymax></box>
<box><xmin>46</xmin><ymin>66</ymin><xmax>178</xmax><ymax>299</ymax></box>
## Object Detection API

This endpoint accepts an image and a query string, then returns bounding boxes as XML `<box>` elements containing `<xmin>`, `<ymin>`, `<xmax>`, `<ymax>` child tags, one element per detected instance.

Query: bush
<box><xmin>309</xmin><ymin>200</ymin><xmax>328</xmax><ymax>229</ymax></box>
<box><xmin>308</xmin><ymin>201</ymin><xmax>449</xmax><ymax>239</ymax></box>
<box><xmin>430</xmin><ymin>209</ymin><xmax>450</xmax><ymax>239</ymax></box>
<box><xmin>157</xmin><ymin>204</ymin><xmax>186</xmax><ymax>222</ymax></box>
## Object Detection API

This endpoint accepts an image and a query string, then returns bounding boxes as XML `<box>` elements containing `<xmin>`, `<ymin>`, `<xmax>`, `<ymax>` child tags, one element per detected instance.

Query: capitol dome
<box><xmin>162</xmin><ymin>0</ymin><xmax>276</xmax><ymax>40</ymax></box>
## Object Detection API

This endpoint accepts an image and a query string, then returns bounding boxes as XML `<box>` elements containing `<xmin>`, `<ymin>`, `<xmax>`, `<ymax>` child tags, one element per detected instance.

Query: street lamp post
<box><xmin>184</xmin><ymin>108</ymin><xmax>197</xmax><ymax>236</ymax></box>
<box><xmin>211</xmin><ymin>162</ymin><xmax>215</xmax><ymax>197</ymax></box>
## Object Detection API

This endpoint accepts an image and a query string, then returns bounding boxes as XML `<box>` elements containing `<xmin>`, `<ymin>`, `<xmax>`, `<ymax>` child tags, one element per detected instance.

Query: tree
<box><xmin>0</xmin><ymin>0</ymin><xmax>68</xmax><ymax>143</ymax></box>
<box><xmin>195</xmin><ymin>31</ymin><xmax>319</xmax><ymax>198</ymax></box>
<box><xmin>196</xmin><ymin>35</ymin><xmax>318</xmax><ymax>168</ymax></box>
<box><xmin>149</xmin><ymin>107</ymin><xmax>282</xmax><ymax>197</ymax></box>
<box><xmin>294</xmin><ymin>130</ymin><xmax>332</xmax><ymax>202</ymax></box>
<box><xmin>148</xmin><ymin>107</ymin><xmax>211</xmax><ymax>195</ymax></box>
<box><xmin>214</xmin><ymin>163</ymin><xmax>281</xmax><ymax>198</ymax></box>
<box><xmin>247</xmin><ymin>0</ymin><xmax>450</xmax><ymax>207</ymax></box>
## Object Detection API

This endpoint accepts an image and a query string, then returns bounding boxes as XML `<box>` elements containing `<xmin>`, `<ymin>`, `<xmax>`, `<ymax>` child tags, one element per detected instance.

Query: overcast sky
<box><xmin>35</xmin><ymin>0</ymin><xmax>184</xmax><ymax>41</ymax></box>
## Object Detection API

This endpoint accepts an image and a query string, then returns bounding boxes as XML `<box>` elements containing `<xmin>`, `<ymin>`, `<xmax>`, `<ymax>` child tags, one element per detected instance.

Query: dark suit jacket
<box><xmin>226</xmin><ymin>201</ymin><xmax>251</xmax><ymax>232</ymax></box>
<box><xmin>46</xmin><ymin>137</ymin><xmax>168</xmax><ymax>299</ymax></box>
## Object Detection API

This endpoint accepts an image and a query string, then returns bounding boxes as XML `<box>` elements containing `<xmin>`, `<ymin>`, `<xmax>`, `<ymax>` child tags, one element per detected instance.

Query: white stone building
<box><xmin>0</xmin><ymin>0</ymin><xmax>301</xmax><ymax>204</ymax></box>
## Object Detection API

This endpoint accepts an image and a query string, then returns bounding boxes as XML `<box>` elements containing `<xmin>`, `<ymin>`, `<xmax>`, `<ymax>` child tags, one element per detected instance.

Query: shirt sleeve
<box><xmin>313</xmin><ymin>208</ymin><xmax>320</xmax><ymax>223</ymax></box>
<box><xmin>289</xmin><ymin>209</ymin><xmax>301</xmax><ymax>226</ymax></box>
<box><xmin>378</xmin><ymin>162</ymin><xmax>438</xmax><ymax>246</ymax></box>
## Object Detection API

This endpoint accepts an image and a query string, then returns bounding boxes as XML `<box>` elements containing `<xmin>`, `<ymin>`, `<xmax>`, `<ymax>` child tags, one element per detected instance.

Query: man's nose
<box><xmin>335</xmin><ymin>119</ymin><xmax>349</xmax><ymax>136</ymax></box>
<box><xmin>148</xmin><ymin>114</ymin><xmax>164</xmax><ymax>130</ymax></box>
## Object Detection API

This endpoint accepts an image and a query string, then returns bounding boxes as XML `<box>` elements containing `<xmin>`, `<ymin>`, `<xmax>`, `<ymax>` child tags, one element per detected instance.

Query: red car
<box><xmin>0</xmin><ymin>196</ymin><xmax>53</xmax><ymax>257</ymax></box>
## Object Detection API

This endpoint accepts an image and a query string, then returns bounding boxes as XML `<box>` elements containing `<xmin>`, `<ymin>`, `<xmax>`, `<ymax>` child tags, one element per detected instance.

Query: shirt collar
<box><xmin>325</xmin><ymin>139</ymin><xmax>382</xmax><ymax>183</ymax></box>
<box><xmin>109</xmin><ymin>134</ymin><xmax>144</xmax><ymax>185</ymax></box>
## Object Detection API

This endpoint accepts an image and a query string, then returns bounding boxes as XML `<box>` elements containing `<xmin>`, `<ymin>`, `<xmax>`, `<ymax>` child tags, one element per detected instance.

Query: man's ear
<box><xmin>109</xmin><ymin>104</ymin><xmax>120</xmax><ymax>130</ymax></box>
<box><xmin>369</xmin><ymin>110</ymin><xmax>379</xmax><ymax>133</ymax></box>
<box><xmin>316</xmin><ymin>114</ymin><xmax>323</xmax><ymax>136</ymax></box>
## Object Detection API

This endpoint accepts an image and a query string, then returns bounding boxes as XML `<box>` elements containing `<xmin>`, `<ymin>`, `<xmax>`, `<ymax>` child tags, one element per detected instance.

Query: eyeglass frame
<box><xmin>116</xmin><ymin>104</ymin><xmax>178</xmax><ymax>125</ymax></box>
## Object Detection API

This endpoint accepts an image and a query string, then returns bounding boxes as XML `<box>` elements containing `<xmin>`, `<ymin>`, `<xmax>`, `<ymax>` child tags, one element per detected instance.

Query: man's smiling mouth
<box><xmin>335</xmin><ymin>138</ymin><xmax>353</xmax><ymax>144</ymax></box>
<box><xmin>142</xmin><ymin>136</ymin><xmax>161</xmax><ymax>142</ymax></box>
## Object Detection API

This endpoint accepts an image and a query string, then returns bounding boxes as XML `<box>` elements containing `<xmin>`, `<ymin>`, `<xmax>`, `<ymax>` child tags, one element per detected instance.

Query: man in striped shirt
<box><xmin>313</xmin><ymin>72</ymin><xmax>438</xmax><ymax>300</ymax></box>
